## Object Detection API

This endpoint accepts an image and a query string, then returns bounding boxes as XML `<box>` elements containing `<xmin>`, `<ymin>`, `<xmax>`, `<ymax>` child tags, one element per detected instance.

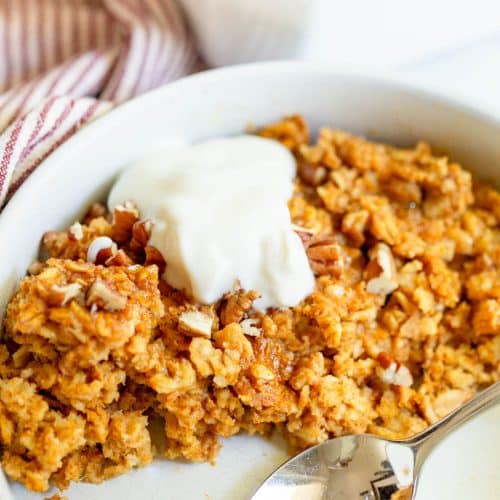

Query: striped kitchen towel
<box><xmin>0</xmin><ymin>0</ymin><xmax>197</xmax><ymax>207</ymax></box>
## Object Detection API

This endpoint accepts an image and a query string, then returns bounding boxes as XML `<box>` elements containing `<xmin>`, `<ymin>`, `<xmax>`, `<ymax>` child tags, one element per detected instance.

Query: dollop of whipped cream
<box><xmin>108</xmin><ymin>135</ymin><xmax>314</xmax><ymax>309</ymax></box>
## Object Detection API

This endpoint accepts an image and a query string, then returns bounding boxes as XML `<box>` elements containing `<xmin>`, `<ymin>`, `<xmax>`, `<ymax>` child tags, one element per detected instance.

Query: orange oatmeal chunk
<box><xmin>1</xmin><ymin>116</ymin><xmax>499</xmax><ymax>492</ymax></box>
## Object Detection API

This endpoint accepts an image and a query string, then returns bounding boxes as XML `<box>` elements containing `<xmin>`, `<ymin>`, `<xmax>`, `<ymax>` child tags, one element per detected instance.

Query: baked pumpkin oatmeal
<box><xmin>1</xmin><ymin>116</ymin><xmax>499</xmax><ymax>493</ymax></box>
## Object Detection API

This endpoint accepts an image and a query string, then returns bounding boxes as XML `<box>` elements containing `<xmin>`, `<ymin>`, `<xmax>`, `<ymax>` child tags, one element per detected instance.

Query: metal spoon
<box><xmin>252</xmin><ymin>381</ymin><xmax>500</xmax><ymax>500</ymax></box>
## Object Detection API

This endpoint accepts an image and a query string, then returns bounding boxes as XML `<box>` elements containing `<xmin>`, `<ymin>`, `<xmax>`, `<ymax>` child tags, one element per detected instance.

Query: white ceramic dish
<box><xmin>179</xmin><ymin>0</ymin><xmax>313</xmax><ymax>66</ymax></box>
<box><xmin>0</xmin><ymin>62</ymin><xmax>498</xmax><ymax>500</ymax></box>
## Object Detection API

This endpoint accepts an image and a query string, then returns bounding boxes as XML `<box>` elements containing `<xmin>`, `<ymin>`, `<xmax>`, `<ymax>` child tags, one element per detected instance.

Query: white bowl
<box><xmin>178</xmin><ymin>0</ymin><xmax>313</xmax><ymax>66</ymax></box>
<box><xmin>0</xmin><ymin>62</ymin><xmax>499</xmax><ymax>500</ymax></box>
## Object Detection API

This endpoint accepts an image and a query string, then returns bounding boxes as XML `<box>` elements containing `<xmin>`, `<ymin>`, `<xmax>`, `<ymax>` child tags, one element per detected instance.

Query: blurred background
<box><xmin>180</xmin><ymin>0</ymin><xmax>500</xmax><ymax>114</ymax></box>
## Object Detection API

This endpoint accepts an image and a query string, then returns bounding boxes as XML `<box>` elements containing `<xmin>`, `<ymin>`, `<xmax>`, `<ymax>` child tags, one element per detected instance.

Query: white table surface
<box><xmin>297</xmin><ymin>0</ymin><xmax>500</xmax><ymax>118</ymax></box>
<box><xmin>395</xmin><ymin>35</ymin><xmax>500</xmax><ymax>118</ymax></box>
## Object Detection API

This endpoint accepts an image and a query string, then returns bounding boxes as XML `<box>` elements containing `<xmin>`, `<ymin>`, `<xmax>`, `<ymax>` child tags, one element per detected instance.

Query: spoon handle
<box><xmin>409</xmin><ymin>381</ymin><xmax>500</xmax><ymax>472</ymax></box>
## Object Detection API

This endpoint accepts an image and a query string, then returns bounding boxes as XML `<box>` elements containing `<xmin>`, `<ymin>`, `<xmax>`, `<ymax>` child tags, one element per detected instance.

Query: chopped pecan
<box><xmin>376</xmin><ymin>352</ymin><xmax>393</xmax><ymax>369</ymax></box>
<box><xmin>220</xmin><ymin>289</ymin><xmax>260</xmax><ymax>326</ymax></box>
<box><xmin>298</xmin><ymin>162</ymin><xmax>327</xmax><ymax>187</ymax></box>
<box><xmin>87</xmin><ymin>236</ymin><xmax>117</xmax><ymax>265</ymax></box>
<box><xmin>293</xmin><ymin>225</ymin><xmax>315</xmax><ymax>248</ymax></box>
<box><xmin>240</xmin><ymin>318</ymin><xmax>262</xmax><ymax>337</ymax></box>
<box><xmin>306</xmin><ymin>237</ymin><xmax>343</xmax><ymax>276</ymax></box>
<box><xmin>365</xmin><ymin>243</ymin><xmax>398</xmax><ymax>296</ymax></box>
<box><xmin>144</xmin><ymin>245</ymin><xmax>166</xmax><ymax>274</ymax></box>
<box><xmin>179</xmin><ymin>310</ymin><xmax>213</xmax><ymax>338</ymax></box>
<box><xmin>86</xmin><ymin>278</ymin><xmax>127</xmax><ymax>311</ymax></box>
<box><xmin>68</xmin><ymin>222</ymin><xmax>83</xmax><ymax>241</ymax></box>
<box><xmin>105</xmin><ymin>249</ymin><xmax>134</xmax><ymax>267</ymax></box>
<box><xmin>111</xmin><ymin>203</ymin><xmax>139</xmax><ymax>244</ymax></box>
<box><xmin>296</xmin><ymin>230</ymin><xmax>313</xmax><ymax>248</ymax></box>
<box><xmin>130</xmin><ymin>220</ymin><xmax>153</xmax><ymax>250</ymax></box>
<box><xmin>298</xmin><ymin>143</ymin><xmax>324</xmax><ymax>163</ymax></box>
<box><xmin>48</xmin><ymin>283</ymin><xmax>84</xmax><ymax>307</ymax></box>
<box><xmin>366</xmin><ymin>202</ymin><xmax>399</xmax><ymax>245</ymax></box>
<box><xmin>330</xmin><ymin>167</ymin><xmax>357</xmax><ymax>191</ymax></box>
<box><xmin>341</xmin><ymin>209</ymin><xmax>370</xmax><ymax>246</ymax></box>
<box><xmin>377</xmin><ymin>353</ymin><xmax>413</xmax><ymax>387</ymax></box>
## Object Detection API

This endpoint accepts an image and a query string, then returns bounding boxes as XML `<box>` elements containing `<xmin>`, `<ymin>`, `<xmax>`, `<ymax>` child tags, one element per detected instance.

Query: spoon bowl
<box><xmin>253</xmin><ymin>434</ymin><xmax>414</xmax><ymax>500</ymax></box>
<box><xmin>252</xmin><ymin>381</ymin><xmax>500</xmax><ymax>500</ymax></box>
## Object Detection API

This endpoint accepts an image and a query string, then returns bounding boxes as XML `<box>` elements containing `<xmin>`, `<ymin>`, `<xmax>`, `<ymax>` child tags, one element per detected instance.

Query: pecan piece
<box><xmin>376</xmin><ymin>353</ymin><xmax>413</xmax><ymax>387</ymax></box>
<box><xmin>306</xmin><ymin>237</ymin><xmax>343</xmax><ymax>276</ymax></box>
<box><xmin>376</xmin><ymin>352</ymin><xmax>394</xmax><ymax>369</ymax></box>
<box><xmin>86</xmin><ymin>278</ymin><xmax>127</xmax><ymax>311</ymax></box>
<box><xmin>368</xmin><ymin>205</ymin><xmax>399</xmax><ymax>245</ymax></box>
<box><xmin>48</xmin><ymin>283</ymin><xmax>84</xmax><ymax>307</ymax></box>
<box><xmin>365</xmin><ymin>243</ymin><xmax>398</xmax><ymax>296</ymax></box>
<box><xmin>293</xmin><ymin>225</ymin><xmax>315</xmax><ymax>248</ymax></box>
<box><xmin>298</xmin><ymin>162</ymin><xmax>327</xmax><ymax>186</ymax></box>
<box><xmin>105</xmin><ymin>249</ymin><xmax>134</xmax><ymax>267</ymax></box>
<box><xmin>220</xmin><ymin>289</ymin><xmax>260</xmax><ymax>326</ymax></box>
<box><xmin>68</xmin><ymin>222</ymin><xmax>83</xmax><ymax>241</ymax></box>
<box><xmin>130</xmin><ymin>219</ymin><xmax>153</xmax><ymax>251</ymax></box>
<box><xmin>144</xmin><ymin>245</ymin><xmax>166</xmax><ymax>274</ymax></box>
<box><xmin>296</xmin><ymin>230</ymin><xmax>313</xmax><ymax>248</ymax></box>
<box><xmin>111</xmin><ymin>203</ymin><xmax>139</xmax><ymax>244</ymax></box>
<box><xmin>240</xmin><ymin>318</ymin><xmax>262</xmax><ymax>337</ymax></box>
<box><xmin>341</xmin><ymin>209</ymin><xmax>369</xmax><ymax>246</ymax></box>
<box><xmin>179</xmin><ymin>310</ymin><xmax>213</xmax><ymax>338</ymax></box>
<box><xmin>87</xmin><ymin>236</ymin><xmax>117</xmax><ymax>265</ymax></box>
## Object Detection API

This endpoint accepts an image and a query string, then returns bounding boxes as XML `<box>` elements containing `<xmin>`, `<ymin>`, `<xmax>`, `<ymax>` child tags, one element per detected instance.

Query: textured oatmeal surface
<box><xmin>1</xmin><ymin>116</ymin><xmax>499</xmax><ymax>492</ymax></box>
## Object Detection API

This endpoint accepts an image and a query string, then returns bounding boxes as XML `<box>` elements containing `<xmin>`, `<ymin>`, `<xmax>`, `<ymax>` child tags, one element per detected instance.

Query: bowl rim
<box><xmin>1</xmin><ymin>61</ymin><xmax>500</xmax><ymax>500</ymax></box>
<box><xmin>2</xmin><ymin>60</ymin><xmax>500</xmax><ymax>231</ymax></box>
